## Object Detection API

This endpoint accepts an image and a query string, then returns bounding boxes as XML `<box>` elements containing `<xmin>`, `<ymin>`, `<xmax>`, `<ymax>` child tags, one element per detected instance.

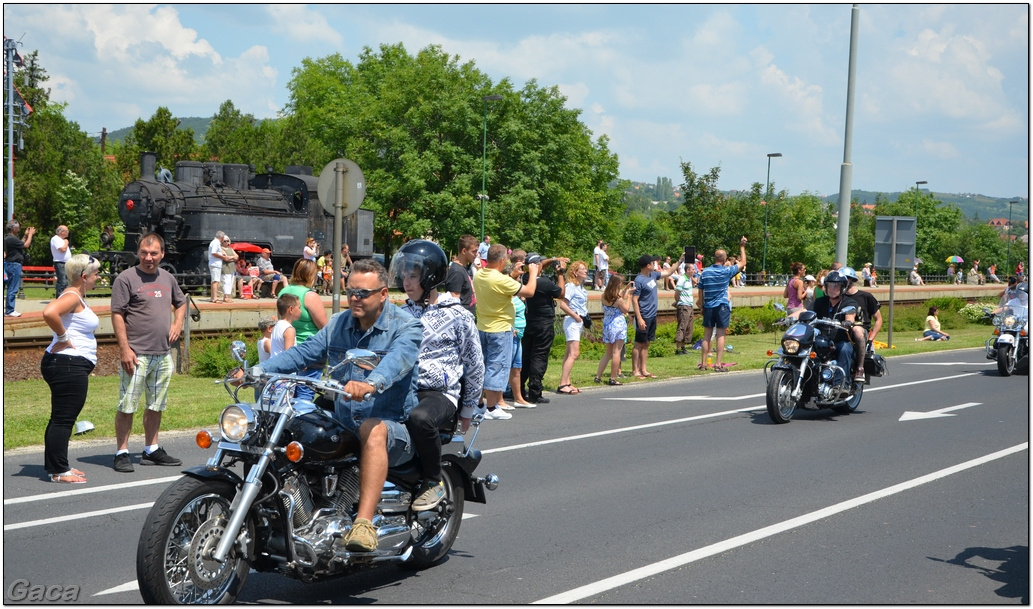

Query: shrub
<box><xmin>958</xmin><ymin>301</ymin><xmax>998</xmax><ymax>324</ymax></box>
<box><xmin>189</xmin><ymin>332</ymin><xmax>259</xmax><ymax>378</ymax></box>
<box><xmin>923</xmin><ymin>296</ymin><xmax>967</xmax><ymax>313</ymax></box>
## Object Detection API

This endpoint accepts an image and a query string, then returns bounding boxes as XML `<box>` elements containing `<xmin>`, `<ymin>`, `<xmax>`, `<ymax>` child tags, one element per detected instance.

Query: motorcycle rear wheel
<box><xmin>766</xmin><ymin>369</ymin><xmax>799</xmax><ymax>424</ymax></box>
<box><xmin>404</xmin><ymin>463</ymin><xmax>465</xmax><ymax>568</ymax></box>
<box><xmin>136</xmin><ymin>477</ymin><xmax>252</xmax><ymax>604</ymax></box>
<box><xmin>997</xmin><ymin>344</ymin><xmax>1015</xmax><ymax>376</ymax></box>
<box><xmin>833</xmin><ymin>380</ymin><xmax>864</xmax><ymax>414</ymax></box>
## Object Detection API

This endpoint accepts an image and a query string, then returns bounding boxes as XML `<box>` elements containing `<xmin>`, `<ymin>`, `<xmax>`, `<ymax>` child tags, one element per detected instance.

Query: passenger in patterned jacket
<box><xmin>391</xmin><ymin>240</ymin><xmax>485</xmax><ymax>512</ymax></box>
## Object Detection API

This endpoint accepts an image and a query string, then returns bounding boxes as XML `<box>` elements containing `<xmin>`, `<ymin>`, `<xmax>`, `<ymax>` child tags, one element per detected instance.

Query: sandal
<box><xmin>593</xmin><ymin>377</ymin><xmax>602</xmax><ymax>383</ymax></box>
<box><xmin>642</xmin><ymin>373</ymin><xmax>656</xmax><ymax>378</ymax></box>
<box><xmin>50</xmin><ymin>471</ymin><xmax>87</xmax><ymax>484</ymax></box>
<box><xmin>557</xmin><ymin>384</ymin><xmax>580</xmax><ymax>395</ymax></box>
<box><xmin>608</xmin><ymin>379</ymin><xmax>622</xmax><ymax>386</ymax></box>
<box><xmin>697</xmin><ymin>363</ymin><xmax>710</xmax><ymax>371</ymax></box>
<box><xmin>713</xmin><ymin>365</ymin><xmax>729</xmax><ymax>372</ymax></box>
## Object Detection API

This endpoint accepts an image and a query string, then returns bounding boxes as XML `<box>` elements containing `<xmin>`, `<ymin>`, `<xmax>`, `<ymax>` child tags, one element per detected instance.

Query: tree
<box><xmin>113</xmin><ymin>107</ymin><xmax>198</xmax><ymax>181</ymax></box>
<box><xmin>6</xmin><ymin>52</ymin><xmax>122</xmax><ymax>263</ymax></box>
<box><xmin>286</xmin><ymin>44</ymin><xmax>623</xmax><ymax>260</ymax></box>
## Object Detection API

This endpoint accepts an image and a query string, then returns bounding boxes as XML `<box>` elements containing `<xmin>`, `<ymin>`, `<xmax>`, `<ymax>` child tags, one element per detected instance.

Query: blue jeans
<box><xmin>834</xmin><ymin>340</ymin><xmax>855</xmax><ymax>386</ymax></box>
<box><xmin>54</xmin><ymin>261</ymin><xmax>67</xmax><ymax>296</ymax></box>
<box><xmin>5</xmin><ymin>262</ymin><xmax>22</xmax><ymax>314</ymax></box>
<box><xmin>479</xmin><ymin>330</ymin><xmax>513</xmax><ymax>392</ymax></box>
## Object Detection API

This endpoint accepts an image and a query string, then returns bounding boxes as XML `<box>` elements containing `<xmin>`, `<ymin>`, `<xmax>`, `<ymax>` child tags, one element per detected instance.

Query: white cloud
<box><xmin>266</xmin><ymin>5</ymin><xmax>343</xmax><ymax>47</ymax></box>
<box><xmin>921</xmin><ymin>139</ymin><xmax>959</xmax><ymax>159</ymax></box>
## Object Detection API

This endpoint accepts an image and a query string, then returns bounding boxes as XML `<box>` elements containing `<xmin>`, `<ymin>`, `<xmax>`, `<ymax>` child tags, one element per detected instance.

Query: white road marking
<box><xmin>901</xmin><ymin>362</ymin><xmax>994</xmax><ymax>366</ymax></box>
<box><xmin>4</xmin><ymin>502</ymin><xmax>154</xmax><ymax>531</ymax></box>
<box><xmin>4</xmin><ymin>373</ymin><xmax>983</xmax><ymax>508</ymax></box>
<box><xmin>3</xmin><ymin>475</ymin><xmax>180</xmax><ymax>505</ymax></box>
<box><xmin>95</xmin><ymin>512</ymin><xmax>482</xmax><ymax>597</ymax></box>
<box><xmin>604</xmin><ymin>394</ymin><xmax>765</xmax><ymax>402</ymax></box>
<box><xmin>534</xmin><ymin>442</ymin><xmax>1029</xmax><ymax>604</ymax></box>
<box><xmin>483</xmin><ymin>406</ymin><xmax>765</xmax><ymax>455</ymax></box>
<box><xmin>900</xmin><ymin>402</ymin><xmax>982</xmax><ymax>421</ymax></box>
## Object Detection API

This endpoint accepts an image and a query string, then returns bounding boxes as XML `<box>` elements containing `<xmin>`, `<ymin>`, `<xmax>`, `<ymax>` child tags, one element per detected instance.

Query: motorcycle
<box><xmin>763</xmin><ymin>303</ymin><xmax>887</xmax><ymax>424</ymax></box>
<box><xmin>984</xmin><ymin>304</ymin><xmax>1029</xmax><ymax>376</ymax></box>
<box><xmin>136</xmin><ymin>342</ymin><xmax>499</xmax><ymax>604</ymax></box>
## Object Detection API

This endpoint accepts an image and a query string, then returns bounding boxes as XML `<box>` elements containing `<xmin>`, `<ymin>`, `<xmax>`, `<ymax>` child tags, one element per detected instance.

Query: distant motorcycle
<box><xmin>763</xmin><ymin>303</ymin><xmax>887</xmax><ymax>424</ymax></box>
<box><xmin>985</xmin><ymin>304</ymin><xmax>1029</xmax><ymax>376</ymax></box>
<box><xmin>136</xmin><ymin>342</ymin><xmax>498</xmax><ymax>604</ymax></box>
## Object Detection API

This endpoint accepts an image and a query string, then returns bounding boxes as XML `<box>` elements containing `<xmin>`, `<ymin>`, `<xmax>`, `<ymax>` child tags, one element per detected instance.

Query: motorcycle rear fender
<box><xmin>181</xmin><ymin>465</ymin><xmax>245</xmax><ymax>488</ymax></box>
<box><xmin>442</xmin><ymin>449</ymin><xmax>488</xmax><ymax>504</ymax></box>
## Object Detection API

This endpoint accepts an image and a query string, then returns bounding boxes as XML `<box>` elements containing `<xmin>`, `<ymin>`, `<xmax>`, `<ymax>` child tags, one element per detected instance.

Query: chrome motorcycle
<box><xmin>136</xmin><ymin>342</ymin><xmax>498</xmax><ymax>604</ymax></box>
<box><xmin>763</xmin><ymin>303</ymin><xmax>887</xmax><ymax>424</ymax></box>
<box><xmin>985</xmin><ymin>304</ymin><xmax>1029</xmax><ymax>377</ymax></box>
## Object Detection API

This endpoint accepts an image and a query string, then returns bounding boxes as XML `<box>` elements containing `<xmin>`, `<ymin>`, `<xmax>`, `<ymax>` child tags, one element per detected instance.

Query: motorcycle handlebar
<box><xmin>248</xmin><ymin>369</ymin><xmax>373</xmax><ymax>402</ymax></box>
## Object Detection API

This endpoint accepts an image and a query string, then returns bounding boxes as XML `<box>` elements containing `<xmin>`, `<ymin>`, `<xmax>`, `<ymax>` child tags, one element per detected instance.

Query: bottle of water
<box><xmin>706</xmin><ymin>353</ymin><xmax>713</xmax><ymax>368</ymax></box>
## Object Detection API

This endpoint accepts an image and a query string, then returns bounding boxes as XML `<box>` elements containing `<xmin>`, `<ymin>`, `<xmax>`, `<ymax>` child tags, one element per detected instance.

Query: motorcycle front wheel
<box><xmin>766</xmin><ymin>368</ymin><xmax>800</xmax><ymax>424</ymax></box>
<box><xmin>997</xmin><ymin>344</ymin><xmax>1015</xmax><ymax>376</ymax></box>
<box><xmin>136</xmin><ymin>477</ymin><xmax>252</xmax><ymax>604</ymax></box>
<box><xmin>404</xmin><ymin>463</ymin><xmax>466</xmax><ymax>568</ymax></box>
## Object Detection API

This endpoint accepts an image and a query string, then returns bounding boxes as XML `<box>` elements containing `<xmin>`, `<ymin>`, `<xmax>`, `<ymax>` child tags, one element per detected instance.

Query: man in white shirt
<box><xmin>593</xmin><ymin>241</ymin><xmax>609</xmax><ymax>289</ymax></box>
<box><xmin>50</xmin><ymin>225</ymin><xmax>72</xmax><ymax>296</ymax></box>
<box><xmin>207</xmin><ymin>230</ymin><xmax>227</xmax><ymax>302</ymax></box>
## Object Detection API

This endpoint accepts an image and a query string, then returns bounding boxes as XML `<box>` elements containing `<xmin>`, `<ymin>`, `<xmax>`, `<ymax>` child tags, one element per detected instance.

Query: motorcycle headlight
<box><xmin>220</xmin><ymin>404</ymin><xmax>255</xmax><ymax>443</ymax></box>
<box><xmin>1003</xmin><ymin>315</ymin><xmax>1018</xmax><ymax>329</ymax></box>
<box><xmin>782</xmin><ymin>339</ymin><xmax>801</xmax><ymax>355</ymax></box>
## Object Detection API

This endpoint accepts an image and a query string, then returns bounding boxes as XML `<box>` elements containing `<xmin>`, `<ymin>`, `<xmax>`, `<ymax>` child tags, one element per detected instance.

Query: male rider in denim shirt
<box><xmin>258</xmin><ymin>258</ymin><xmax>423</xmax><ymax>553</ymax></box>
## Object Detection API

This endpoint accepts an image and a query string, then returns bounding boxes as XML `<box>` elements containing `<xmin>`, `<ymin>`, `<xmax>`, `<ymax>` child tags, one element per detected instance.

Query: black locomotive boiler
<box><xmin>113</xmin><ymin>151</ymin><xmax>373</xmax><ymax>284</ymax></box>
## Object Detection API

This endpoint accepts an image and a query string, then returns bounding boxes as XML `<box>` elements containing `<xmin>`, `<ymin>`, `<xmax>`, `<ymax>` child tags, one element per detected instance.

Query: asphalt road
<box><xmin>3</xmin><ymin>347</ymin><xmax>1028</xmax><ymax>604</ymax></box>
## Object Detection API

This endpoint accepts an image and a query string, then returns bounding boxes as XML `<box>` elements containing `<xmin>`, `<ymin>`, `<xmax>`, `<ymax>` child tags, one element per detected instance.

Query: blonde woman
<box><xmin>595</xmin><ymin>273</ymin><xmax>632</xmax><ymax>384</ymax></box>
<box><xmin>40</xmin><ymin>254</ymin><xmax>102</xmax><ymax>483</ymax></box>
<box><xmin>557</xmin><ymin>261</ymin><xmax>589</xmax><ymax>394</ymax></box>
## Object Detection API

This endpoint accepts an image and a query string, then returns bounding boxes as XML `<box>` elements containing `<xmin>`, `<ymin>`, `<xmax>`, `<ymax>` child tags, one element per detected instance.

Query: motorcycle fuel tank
<box><xmin>283</xmin><ymin>406</ymin><xmax>359</xmax><ymax>461</ymax></box>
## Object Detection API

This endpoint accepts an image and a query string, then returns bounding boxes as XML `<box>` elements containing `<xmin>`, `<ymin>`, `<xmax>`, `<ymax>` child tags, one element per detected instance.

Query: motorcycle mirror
<box><xmin>230</xmin><ymin>340</ymin><xmax>248</xmax><ymax>362</ymax></box>
<box><xmin>836</xmin><ymin>306</ymin><xmax>857</xmax><ymax>318</ymax></box>
<box><xmin>345</xmin><ymin>348</ymin><xmax>381</xmax><ymax>371</ymax></box>
<box><xmin>773</xmin><ymin>303</ymin><xmax>786</xmax><ymax>312</ymax></box>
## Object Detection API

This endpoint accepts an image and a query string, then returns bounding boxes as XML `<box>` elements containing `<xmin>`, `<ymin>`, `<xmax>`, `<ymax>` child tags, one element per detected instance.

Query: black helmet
<box><xmin>825</xmin><ymin>270</ymin><xmax>848</xmax><ymax>286</ymax></box>
<box><xmin>388</xmin><ymin>239</ymin><xmax>449</xmax><ymax>301</ymax></box>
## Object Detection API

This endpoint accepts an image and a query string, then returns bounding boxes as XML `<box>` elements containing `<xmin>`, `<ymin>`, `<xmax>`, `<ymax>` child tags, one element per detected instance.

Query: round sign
<box><xmin>316</xmin><ymin>158</ymin><xmax>366</xmax><ymax>216</ymax></box>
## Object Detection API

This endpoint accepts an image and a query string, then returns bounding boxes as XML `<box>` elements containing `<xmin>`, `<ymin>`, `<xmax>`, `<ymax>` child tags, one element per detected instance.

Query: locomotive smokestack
<box><xmin>140</xmin><ymin>151</ymin><xmax>157</xmax><ymax>182</ymax></box>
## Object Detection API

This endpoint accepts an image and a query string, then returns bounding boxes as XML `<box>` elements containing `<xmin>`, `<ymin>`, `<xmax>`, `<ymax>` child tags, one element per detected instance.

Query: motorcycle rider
<box><xmin>393</xmin><ymin>240</ymin><xmax>486</xmax><ymax>512</ymax></box>
<box><xmin>841</xmin><ymin>266</ymin><xmax>882</xmax><ymax>382</ymax></box>
<box><xmin>808</xmin><ymin>270</ymin><xmax>861</xmax><ymax>392</ymax></box>
<box><xmin>256</xmin><ymin>258</ymin><xmax>423</xmax><ymax>553</ymax></box>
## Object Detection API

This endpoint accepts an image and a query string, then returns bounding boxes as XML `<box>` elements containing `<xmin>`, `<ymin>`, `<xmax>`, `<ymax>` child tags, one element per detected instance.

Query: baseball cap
<box><xmin>258</xmin><ymin>317</ymin><xmax>276</xmax><ymax>330</ymax></box>
<box><xmin>261</xmin><ymin>248</ymin><xmax>271</xmax><ymax>253</ymax></box>
<box><xmin>804</xmin><ymin>274</ymin><xmax>816</xmax><ymax>282</ymax></box>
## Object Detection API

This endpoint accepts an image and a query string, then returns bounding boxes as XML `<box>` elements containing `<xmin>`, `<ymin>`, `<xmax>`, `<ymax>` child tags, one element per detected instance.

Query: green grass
<box><xmin>3</xmin><ymin>323</ymin><xmax>993</xmax><ymax>451</ymax></box>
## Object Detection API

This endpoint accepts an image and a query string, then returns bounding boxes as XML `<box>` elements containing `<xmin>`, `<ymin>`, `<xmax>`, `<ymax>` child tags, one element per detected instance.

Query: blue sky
<box><xmin>3</xmin><ymin>3</ymin><xmax>1028</xmax><ymax>199</ymax></box>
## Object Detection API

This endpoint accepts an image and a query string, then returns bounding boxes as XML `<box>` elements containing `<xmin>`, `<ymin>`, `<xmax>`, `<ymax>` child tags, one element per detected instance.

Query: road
<box><xmin>3</xmin><ymin>347</ymin><xmax>1028</xmax><ymax>604</ymax></box>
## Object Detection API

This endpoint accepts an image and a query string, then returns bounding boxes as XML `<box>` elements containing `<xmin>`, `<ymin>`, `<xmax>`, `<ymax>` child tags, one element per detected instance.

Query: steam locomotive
<box><xmin>111</xmin><ymin>151</ymin><xmax>373</xmax><ymax>284</ymax></box>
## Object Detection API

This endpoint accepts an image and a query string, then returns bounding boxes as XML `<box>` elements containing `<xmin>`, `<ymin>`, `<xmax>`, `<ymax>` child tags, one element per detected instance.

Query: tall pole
<box><xmin>1006</xmin><ymin>200</ymin><xmax>1017</xmax><ymax>276</ymax></box>
<box><xmin>835</xmin><ymin>4</ymin><xmax>860</xmax><ymax>266</ymax></box>
<box><xmin>914</xmin><ymin>180</ymin><xmax>927</xmax><ymax>216</ymax></box>
<box><xmin>480</xmin><ymin>94</ymin><xmax>502</xmax><ymax>241</ymax></box>
<box><xmin>761</xmin><ymin>152</ymin><xmax>782</xmax><ymax>278</ymax></box>
<box><xmin>5</xmin><ymin>37</ymin><xmax>16</xmax><ymax>222</ymax></box>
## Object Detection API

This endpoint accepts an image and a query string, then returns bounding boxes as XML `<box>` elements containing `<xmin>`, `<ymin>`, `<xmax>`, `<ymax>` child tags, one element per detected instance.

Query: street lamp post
<box><xmin>1006</xmin><ymin>200</ymin><xmax>1018</xmax><ymax>276</ymax></box>
<box><xmin>914</xmin><ymin>180</ymin><xmax>927</xmax><ymax>216</ymax></box>
<box><xmin>761</xmin><ymin>152</ymin><xmax>782</xmax><ymax>280</ymax></box>
<box><xmin>480</xmin><ymin>94</ymin><xmax>503</xmax><ymax>241</ymax></box>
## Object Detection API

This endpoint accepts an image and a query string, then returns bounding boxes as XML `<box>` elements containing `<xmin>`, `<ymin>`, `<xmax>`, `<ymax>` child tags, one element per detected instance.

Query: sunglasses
<box><xmin>346</xmin><ymin>286</ymin><xmax>387</xmax><ymax>300</ymax></box>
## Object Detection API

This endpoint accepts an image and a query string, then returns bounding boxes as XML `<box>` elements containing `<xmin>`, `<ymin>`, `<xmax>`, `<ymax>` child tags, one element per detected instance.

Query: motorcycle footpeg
<box><xmin>476</xmin><ymin>473</ymin><xmax>500</xmax><ymax>491</ymax></box>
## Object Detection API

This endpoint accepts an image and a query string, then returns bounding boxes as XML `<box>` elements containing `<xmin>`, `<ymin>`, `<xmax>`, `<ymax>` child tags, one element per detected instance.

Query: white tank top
<box><xmin>270</xmin><ymin>320</ymin><xmax>292</xmax><ymax>357</ymax></box>
<box><xmin>46</xmin><ymin>293</ymin><xmax>99</xmax><ymax>364</ymax></box>
<box><xmin>257</xmin><ymin>337</ymin><xmax>271</xmax><ymax>363</ymax></box>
